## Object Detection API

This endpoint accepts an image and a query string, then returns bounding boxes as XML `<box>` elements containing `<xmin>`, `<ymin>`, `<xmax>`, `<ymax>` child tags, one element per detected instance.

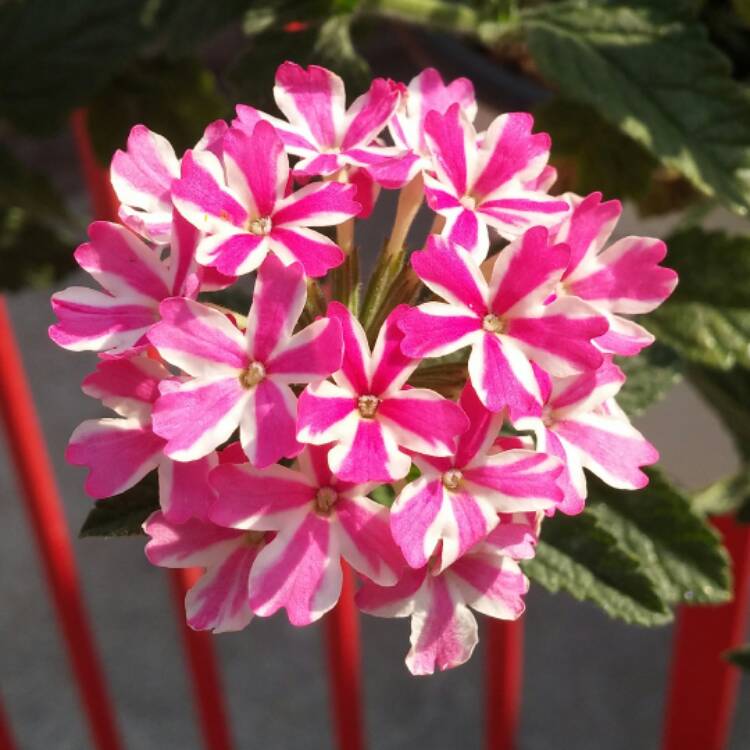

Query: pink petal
<box><xmin>151</xmin><ymin>377</ymin><xmax>248</xmax><ymax>462</ymax></box>
<box><xmin>327</xmin><ymin>302</ymin><xmax>371</xmax><ymax>393</ymax></box>
<box><xmin>273</xmin><ymin>180</ymin><xmax>360</xmax><ymax>227</ymax></box>
<box><xmin>539</xmin><ymin>427</ymin><xmax>586</xmax><ymax>515</ymax></box>
<box><xmin>489</xmin><ymin>226</ymin><xmax>569</xmax><ymax>317</ymax></box>
<box><xmin>369</xmin><ymin>305</ymin><xmax>419</xmax><ymax>395</ymax></box>
<box><xmin>67</xmin><ymin>418</ymin><xmax>164</xmax><ymax>498</ymax></box>
<box><xmin>268</xmin><ymin>226</ymin><xmax>344</xmax><ymax>278</ymax></box>
<box><xmin>478</xmin><ymin>192</ymin><xmax>569</xmax><ymax>241</ymax></box>
<box><xmin>234</xmin><ymin>104</ymin><xmax>317</xmax><ymax>155</ymax></box>
<box><xmin>81</xmin><ymin>355</ymin><xmax>167</xmax><ymax>421</ymax></box>
<box><xmin>594</xmin><ymin>314</ymin><xmax>654</xmax><ymax>356</ymax></box>
<box><xmin>240</xmin><ymin>378</ymin><xmax>300</xmax><ymax>468</ymax></box>
<box><xmin>378</xmin><ymin>388</ymin><xmax>468</xmax><ymax>457</ymax></box>
<box><xmin>266</xmin><ymin>318</ymin><xmax>343</xmax><ymax>383</ymax></box>
<box><xmin>296</xmin><ymin>380</ymin><xmax>357</xmax><ymax>445</ymax></box>
<box><xmin>168</xmin><ymin>208</ymin><xmax>201</xmax><ymax>297</ymax></box>
<box><xmin>158</xmin><ymin>453</ymin><xmax>218</xmax><ymax>523</ymax></box>
<box><xmin>49</xmin><ymin>287</ymin><xmax>157</xmax><ymax>354</ymax></box>
<box><xmin>410</xmin><ymin>236</ymin><xmax>489</xmax><ymax>314</ymax></box>
<box><xmin>249</xmin><ymin>510</ymin><xmax>341</xmax><ymax>625</ymax></box>
<box><xmin>467</xmin><ymin>333</ymin><xmax>542</xmax><ymax>419</ymax></box>
<box><xmin>443</xmin><ymin>208</ymin><xmax>487</xmax><ymax>261</ymax></box>
<box><xmin>195</xmin><ymin>232</ymin><xmax>268</xmax><ymax>277</ymax></box>
<box><xmin>148</xmin><ymin>297</ymin><xmax>248</xmax><ymax>376</ymax></box>
<box><xmin>568</xmin><ymin>236</ymin><xmax>678</xmax><ymax>314</ymax></box>
<box><xmin>398</xmin><ymin>302</ymin><xmax>481</xmax><ymax>359</ymax></box>
<box><xmin>274</xmin><ymin>62</ymin><xmax>345</xmax><ymax>150</ymax></box>
<box><xmin>341</xmin><ymin>77</ymin><xmax>401</xmax><ymax>150</ymax></box>
<box><xmin>453</xmin><ymin>382</ymin><xmax>504</xmax><ymax>469</ymax></box>
<box><xmin>222</xmin><ymin>122</ymin><xmax>287</xmax><ymax>217</ymax></box>
<box><xmin>424</xmin><ymin>103</ymin><xmax>476</xmax><ymax>197</ymax></box>
<box><xmin>549</xmin><ymin>359</ymin><xmax>626</xmax><ymax>416</ymax></box>
<box><xmin>356</xmin><ymin>566</ymin><xmax>426</xmax><ymax>617</ymax></box>
<box><xmin>210</xmin><ymin>462</ymin><xmax>315</xmax><ymax>529</ymax></box>
<box><xmin>246</xmin><ymin>254</ymin><xmax>306</xmax><ymax>362</ymax></box>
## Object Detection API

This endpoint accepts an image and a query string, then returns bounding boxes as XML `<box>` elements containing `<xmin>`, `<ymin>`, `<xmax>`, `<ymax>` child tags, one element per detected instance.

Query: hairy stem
<box><xmin>384</xmin><ymin>173</ymin><xmax>424</xmax><ymax>258</ymax></box>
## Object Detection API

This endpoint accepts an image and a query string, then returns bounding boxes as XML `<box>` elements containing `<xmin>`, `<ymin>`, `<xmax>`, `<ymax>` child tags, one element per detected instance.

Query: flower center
<box><xmin>460</xmin><ymin>195</ymin><xmax>477</xmax><ymax>211</ymax></box>
<box><xmin>542</xmin><ymin>405</ymin><xmax>556</xmax><ymax>428</ymax></box>
<box><xmin>239</xmin><ymin>361</ymin><xmax>266</xmax><ymax>389</ymax></box>
<box><xmin>315</xmin><ymin>486</ymin><xmax>338</xmax><ymax>515</ymax></box>
<box><xmin>357</xmin><ymin>394</ymin><xmax>379</xmax><ymax>419</ymax></box>
<box><xmin>247</xmin><ymin>216</ymin><xmax>272</xmax><ymax>235</ymax></box>
<box><xmin>482</xmin><ymin>314</ymin><xmax>505</xmax><ymax>334</ymax></box>
<box><xmin>442</xmin><ymin>469</ymin><xmax>463</xmax><ymax>491</ymax></box>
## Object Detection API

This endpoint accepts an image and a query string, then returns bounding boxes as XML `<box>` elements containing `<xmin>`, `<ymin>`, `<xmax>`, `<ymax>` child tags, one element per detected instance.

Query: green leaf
<box><xmin>88</xmin><ymin>57</ymin><xmax>228</xmax><ymax>164</ymax></box>
<box><xmin>647</xmin><ymin>229</ymin><xmax>750</xmax><ymax>369</ymax></box>
<box><xmin>616</xmin><ymin>342</ymin><xmax>682</xmax><ymax>417</ymax></box>
<box><xmin>0</xmin><ymin>0</ymin><xmax>150</xmax><ymax>131</ymax></box>
<box><xmin>587</xmin><ymin>470</ymin><xmax>731</xmax><ymax>605</ymax></box>
<box><xmin>522</xmin><ymin>510</ymin><xmax>671</xmax><ymax>625</ymax></box>
<box><xmin>726</xmin><ymin>644</ymin><xmax>750</xmax><ymax>670</ymax></box>
<box><xmin>522</xmin><ymin>1</ymin><xmax>750</xmax><ymax>215</ymax></box>
<box><xmin>691</xmin><ymin>469</ymin><xmax>750</xmax><ymax>518</ymax></box>
<box><xmin>79</xmin><ymin>477</ymin><xmax>159</xmax><ymax>538</ymax></box>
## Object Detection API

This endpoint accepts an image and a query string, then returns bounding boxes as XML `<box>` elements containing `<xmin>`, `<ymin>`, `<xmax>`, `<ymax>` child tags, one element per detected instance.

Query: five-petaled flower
<box><xmin>147</xmin><ymin>253</ymin><xmax>343</xmax><ymax>466</ymax></box>
<box><xmin>423</xmin><ymin>103</ymin><xmax>568</xmax><ymax>259</ymax></box>
<box><xmin>297</xmin><ymin>303</ymin><xmax>469</xmax><ymax>483</ymax></box>
<box><xmin>398</xmin><ymin>231</ymin><xmax>609</xmax><ymax>422</ymax></box>
<box><xmin>209</xmin><ymin>444</ymin><xmax>405</xmax><ymax>626</ymax></box>
<box><xmin>172</xmin><ymin>119</ymin><xmax>361</xmax><ymax>277</ymax></box>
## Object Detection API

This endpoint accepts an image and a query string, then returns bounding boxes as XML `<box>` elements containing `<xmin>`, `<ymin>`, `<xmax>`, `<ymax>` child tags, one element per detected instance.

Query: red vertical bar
<box><xmin>662</xmin><ymin>516</ymin><xmax>750</xmax><ymax>750</ymax></box>
<box><xmin>70</xmin><ymin>110</ymin><xmax>235</xmax><ymax>750</ymax></box>
<box><xmin>0</xmin><ymin>298</ymin><xmax>124</xmax><ymax>750</ymax></box>
<box><xmin>168</xmin><ymin>569</ymin><xmax>234</xmax><ymax>750</ymax></box>
<box><xmin>0</xmin><ymin>697</ymin><xmax>18</xmax><ymax>750</ymax></box>
<box><xmin>324</xmin><ymin>564</ymin><xmax>365</xmax><ymax>750</ymax></box>
<box><xmin>485</xmin><ymin>617</ymin><xmax>524</xmax><ymax>750</ymax></box>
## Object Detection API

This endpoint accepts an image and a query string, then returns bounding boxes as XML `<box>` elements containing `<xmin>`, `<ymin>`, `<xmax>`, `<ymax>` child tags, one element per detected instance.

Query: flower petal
<box><xmin>424</xmin><ymin>103</ymin><xmax>477</xmax><ymax>197</ymax></box>
<box><xmin>398</xmin><ymin>302</ymin><xmax>481</xmax><ymax>359</ymax></box>
<box><xmin>341</xmin><ymin>77</ymin><xmax>402</xmax><ymax>150</ymax></box>
<box><xmin>158</xmin><ymin>452</ymin><xmax>219</xmax><ymax>523</ymax></box>
<box><xmin>268</xmin><ymin>226</ymin><xmax>344</xmax><ymax>278</ymax></box>
<box><xmin>266</xmin><ymin>318</ymin><xmax>343</xmax><ymax>383</ymax></box>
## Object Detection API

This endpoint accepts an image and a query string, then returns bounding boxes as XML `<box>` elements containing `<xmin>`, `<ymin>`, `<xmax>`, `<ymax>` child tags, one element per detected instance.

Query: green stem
<box><xmin>359</xmin><ymin>0</ymin><xmax>480</xmax><ymax>36</ymax></box>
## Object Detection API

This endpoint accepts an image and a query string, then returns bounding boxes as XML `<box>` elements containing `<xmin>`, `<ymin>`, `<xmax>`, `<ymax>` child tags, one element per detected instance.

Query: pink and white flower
<box><xmin>423</xmin><ymin>103</ymin><xmax>568</xmax><ymax>259</ymax></box>
<box><xmin>385</xmin><ymin>67</ymin><xmax>477</xmax><ymax>183</ymax></box>
<box><xmin>358</xmin><ymin>515</ymin><xmax>536</xmax><ymax>675</ymax></box>
<box><xmin>209</xmin><ymin>444</ymin><xmax>404</xmax><ymax>626</ymax></box>
<box><xmin>49</xmin><ymin>211</ymin><xmax>202</xmax><ymax>356</ymax></box>
<box><xmin>517</xmin><ymin>360</ymin><xmax>659</xmax><ymax>514</ymax></box>
<box><xmin>148</xmin><ymin>254</ymin><xmax>343</xmax><ymax>465</ymax></box>
<box><xmin>297</xmin><ymin>303</ymin><xmax>469</xmax><ymax>484</ymax></box>
<box><xmin>390</xmin><ymin>383</ymin><xmax>562</xmax><ymax>571</ymax></box>
<box><xmin>551</xmin><ymin>192</ymin><xmax>678</xmax><ymax>355</ymax></box>
<box><xmin>398</xmin><ymin>231</ymin><xmax>609</xmax><ymax>421</ymax></box>
<box><xmin>111</xmin><ymin>121</ymin><xmax>227</xmax><ymax>243</ymax></box>
<box><xmin>234</xmin><ymin>62</ymin><xmax>403</xmax><ymax>183</ymax></box>
<box><xmin>66</xmin><ymin>355</ymin><xmax>219</xmax><ymax>523</ymax></box>
<box><xmin>172</xmin><ymin>119</ymin><xmax>360</xmax><ymax>277</ymax></box>
<box><xmin>144</xmin><ymin>511</ymin><xmax>265</xmax><ymax>633</ymax></box>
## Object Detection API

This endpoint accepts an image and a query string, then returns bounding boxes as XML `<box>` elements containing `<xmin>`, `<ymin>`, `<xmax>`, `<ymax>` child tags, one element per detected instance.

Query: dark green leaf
<box><xmin>0</xmin><ymin>0</ymin><xmax>150</xmax><ymax>131</ymax></box>
<box><xmin>522</xmin><ymin>1</ymin><xmax>750</xmax><ymax>215</ymax></box>
<box><xmin>647</xmin><ymin>229</ymin><xmax>750</xmax><ymax>369</ymax></box>
<box><xmin>587</xmin><ymin>470</ymin><xmax>731</xmax><ymax>605</ymax></box>
<box><xmin>522</xmin><ymin>510</ymin><xmax>671</xmax><ymax>625</ymax></box>
<box><xmin>725</xmin><ymin>644</ymin><xmax>750</xmax><ymax>670</ymax></box>
<box><xmin>616</xmin><ymin>342</ymin><xmax>682</xmax><ymax>417</ymax></box>
<box><xmin>79</xmin><ymin>477</ymin><xmax>159</xmax><ymax>538</ymax></box>
<box><xmin>88</xmin><ymin>57</ymin><xmax>228</xmax><ymax>164</ymax></box>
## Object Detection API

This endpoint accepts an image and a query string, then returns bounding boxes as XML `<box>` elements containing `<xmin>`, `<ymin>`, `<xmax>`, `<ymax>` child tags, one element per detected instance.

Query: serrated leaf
<box><xmin>726</xmin><ymin>644</ymin><xmax>750</xmax><ymax>670</ymax></box>
<box><xmin>587</xmin><ymin>470</ymin><xmax>731</xmax><ymax>605</ymax></box>
<box><xmin>80</xmin><ymin>477</ymin><xmax>159</xmax><ymax>538</ymax></box>
<box><xmin>88</xmin><ymin>57</ymin><xmax>228</xmax><ymax>164</ymax></box>
<box><xmin>616</xmin><ymin>342</ymin><xmax>682</xmax><ymax>417</ymax></box>
<box><xmin>522</xmin><ymin>511</ymin><xmax>671</xmax><ymax>626</ymax></box>
<box><xmin>646</xmin><ymin>229</ymin><xmax>750</xmax><ymax>369</ymax></box>
<box><xmin>0</xmin><ymin>0</ymin><xmax>150</xmax><ymax>131</ymax></box>
<box><xmin>522</xmin><ymin>1</ymin><xmax>750</xmax><ymax>215</ymax></box>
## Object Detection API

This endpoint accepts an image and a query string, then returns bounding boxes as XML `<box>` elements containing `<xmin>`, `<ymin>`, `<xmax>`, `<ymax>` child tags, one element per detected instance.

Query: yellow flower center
<box><xmin>239</xmin><ymin>361</ymin><xmax>266</xmax><ymax>389</ymax></box>
<box><xmin>357</xmin><ymin>394</ymin><xmax>379</xmax><ymax>419</ymax></box>
<box><xmin>482</xmin><ymin>314</ymin><xmax>505</xmax><ymax>334</ymax></box>
<box><xmin>315</xmin><ymin>487</ymin><xmax>338</xmax><ymax>515</ymax></box>
<box><xmin>247</xmin><ymin>216</ymin><xmax>272</xmax><ymax>235</ymax></box>
<box><xmin>442</xmin><ymin>469</ymin><xmax>464</xmax><ymax>491</ymax></box>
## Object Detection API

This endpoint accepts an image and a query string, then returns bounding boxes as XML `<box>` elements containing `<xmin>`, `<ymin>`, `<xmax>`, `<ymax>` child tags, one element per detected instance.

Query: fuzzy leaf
<box><xmin>523</xmin><ymin>510</ymin><xmax>671</xmax><ymax>626</ymax></box>
<box><xmin>587</xmin><ymin>471</ymin><xmax>731</xmax><ymax>605</ymax></box>
<box><xmin>80</xmin><ymin>477</ymin><xmax>159</xmax><ymax>538</ymax></box>
<box><xmin>616</xmin><ymin>342</ymin><xmax>682</xmax><ymax>417</ymax></box>
<box><xmin>523</xmin><ymin>1</ymin><xmax>750</xmax><ymax>215</ymax></box>
<box><xmin>647</xmin><ymin>229</ymin><xmax>750</xmax><ymax>369</ymax></box>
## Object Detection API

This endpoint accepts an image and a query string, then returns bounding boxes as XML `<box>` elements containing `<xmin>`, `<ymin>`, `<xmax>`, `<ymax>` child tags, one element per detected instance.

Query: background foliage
<box><xmin>4</xmin><ymin>0</ymin><xmax>750</xmax><ymax>655</ymax></box>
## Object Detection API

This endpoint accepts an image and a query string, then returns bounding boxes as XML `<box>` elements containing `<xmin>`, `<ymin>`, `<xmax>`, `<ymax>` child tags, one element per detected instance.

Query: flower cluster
<box><xmin>51</xmin><ymin>62</ymin><xmax>677</xmax><ymax>675</ymax></box>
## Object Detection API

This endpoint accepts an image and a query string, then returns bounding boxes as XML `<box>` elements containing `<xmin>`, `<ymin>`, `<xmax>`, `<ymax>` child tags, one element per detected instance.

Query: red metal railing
<box><xmin>1</xmin><ymin>109</ymin><xmax>748</xmax><ymax>750</ymax></box>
